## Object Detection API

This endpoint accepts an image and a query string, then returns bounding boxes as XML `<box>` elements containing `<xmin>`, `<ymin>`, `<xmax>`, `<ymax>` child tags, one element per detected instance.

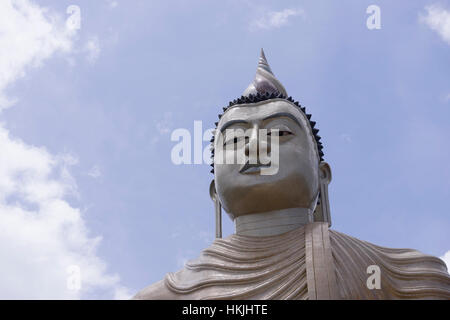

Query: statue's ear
<box><xmin>209</xmin><ymin>180</ymin><xmax>222</xmax><ymax>238</ymax></box>
<box><xmin>209</xmin><ymin>180</ymin><xmax>217</xmax><ymax>201</ymax></box>
<box><xmin>319</xmin><ymin>162</ymin><xmax>332</xmax><ymax>184</ymax></box>
<box><xmin>313</xmin><ymin>162</ymin><xmax>332</xmax><ymax>227</ymax></box>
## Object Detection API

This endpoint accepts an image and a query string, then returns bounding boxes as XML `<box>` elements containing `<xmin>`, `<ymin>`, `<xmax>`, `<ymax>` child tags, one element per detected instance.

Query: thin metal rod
<box><xmin>215</xmin><ymin>200</ymin><xmax>222</xmax><ymax>238</ymax></box>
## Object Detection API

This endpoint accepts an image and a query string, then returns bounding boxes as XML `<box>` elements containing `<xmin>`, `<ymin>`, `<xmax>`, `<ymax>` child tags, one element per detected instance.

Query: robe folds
<box><xmin>134</xmin><ymin>222</ymin><xmax>450</xmax><ymax>300</ymax></box>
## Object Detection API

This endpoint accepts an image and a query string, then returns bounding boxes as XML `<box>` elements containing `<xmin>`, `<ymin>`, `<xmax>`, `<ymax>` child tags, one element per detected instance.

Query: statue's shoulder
<box><xmin>329</xmin><ymin>229</ymin><xmax>447</xmax><ymax>269</ymax></box>
<box><xmin>132</xmin><ymin>241</ymin><xmax>222</xmax><ymax>300</ymax></box>
<box><xmin>132</xmin><ymin>279</ymin><xmax>178</xmax><ymax>300</ymax></box>
<box><xmin>328</xmin><ymin>229</ymin><xmax>450</xmax><ymax>299</ymax></box>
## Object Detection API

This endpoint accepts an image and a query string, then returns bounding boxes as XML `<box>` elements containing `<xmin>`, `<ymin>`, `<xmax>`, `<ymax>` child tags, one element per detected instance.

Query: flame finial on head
<box><xmin>243</xmin><ymin>49</ymin><xmax>288</xmax><ymax>98</ymax></box>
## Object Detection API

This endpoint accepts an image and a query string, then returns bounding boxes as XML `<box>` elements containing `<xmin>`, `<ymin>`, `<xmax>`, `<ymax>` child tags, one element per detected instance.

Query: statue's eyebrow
<box><xmin>219</xmin><ymin>120</ymin><xmax>249</xmax><ymax>133</ymax></box>
<box><xmin>262</xmin><ymin>112</ymin><xmax>301</xmax><ymax>127</ymax></box>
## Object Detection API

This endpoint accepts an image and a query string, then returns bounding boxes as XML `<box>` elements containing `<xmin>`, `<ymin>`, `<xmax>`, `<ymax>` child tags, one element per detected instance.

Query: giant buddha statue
<box><xmin>134</xmin><ymin>50</ymin><xmax>450</xmax><ymax>300</ymax></box>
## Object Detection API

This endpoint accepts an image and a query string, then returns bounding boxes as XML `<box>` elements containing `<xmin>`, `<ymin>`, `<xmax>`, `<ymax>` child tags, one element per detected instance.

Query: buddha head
<box><xmin>210</xmin><ymin>50</ymin><xmax>332</xmax><ymax>227</ymax></box>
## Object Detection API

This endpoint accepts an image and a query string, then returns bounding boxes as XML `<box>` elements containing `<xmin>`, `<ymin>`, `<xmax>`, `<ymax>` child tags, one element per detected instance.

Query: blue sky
<box><xmin>0</xmin><ymin>0</ymin><xmax>449</xmax><ymax>299</ymax></box>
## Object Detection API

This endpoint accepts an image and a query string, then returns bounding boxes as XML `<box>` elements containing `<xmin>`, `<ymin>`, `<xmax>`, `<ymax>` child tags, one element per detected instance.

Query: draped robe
<box><xmin>134</xmin><ymin>222</ymin><xmax>450</xmax><ymax>300</ymax></box>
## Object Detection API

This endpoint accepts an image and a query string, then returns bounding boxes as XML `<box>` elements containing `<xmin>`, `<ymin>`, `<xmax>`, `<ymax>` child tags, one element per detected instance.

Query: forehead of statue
<box><xmin>218</xmin><ymin>99</ymin><xmax>307</xmax><ymax>130</ymax></box>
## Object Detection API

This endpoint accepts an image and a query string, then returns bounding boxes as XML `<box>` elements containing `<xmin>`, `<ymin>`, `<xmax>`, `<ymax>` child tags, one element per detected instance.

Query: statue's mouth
<box><xmin>239</xmin><ymin>162</ymin><xmax>271</xmax><ymax>174</ymax></box>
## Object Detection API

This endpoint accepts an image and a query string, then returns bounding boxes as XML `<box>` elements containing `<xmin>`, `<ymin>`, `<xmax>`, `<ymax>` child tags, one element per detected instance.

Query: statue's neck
<box><xmin>234</xmin><ymin>207</ymin><xmax>313</xmax><ymax>237</ymax></box>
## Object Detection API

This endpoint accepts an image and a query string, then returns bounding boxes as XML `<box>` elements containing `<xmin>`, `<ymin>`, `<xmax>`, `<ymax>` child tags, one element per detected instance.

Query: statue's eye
<box><xmin>267</xmin><ymin>130</ymin><xmax>292</xmax><ymax>137</ymax></box>
<box><xmin>279</xmin><ymin>130</ymin><xmax>292</xmax><ymax>136</ymax></box>
<box><xmin>224</xmin><ymin>136</ymin><xmax>247</xmax><ymax>146</ymax></box>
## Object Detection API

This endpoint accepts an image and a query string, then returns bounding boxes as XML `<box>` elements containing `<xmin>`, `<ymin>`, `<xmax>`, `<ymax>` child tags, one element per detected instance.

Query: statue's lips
<box><xmin>239</xmin><ymin>162</ymin><xmax>271</xmax><ymax>174</ymax></box>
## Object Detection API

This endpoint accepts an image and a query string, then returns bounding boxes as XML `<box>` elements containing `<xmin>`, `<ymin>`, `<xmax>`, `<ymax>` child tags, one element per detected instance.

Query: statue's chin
<box><xmin>219</xmin><ymin>177</ymin><xmax>317</xmax><ymax>220</ymax></box>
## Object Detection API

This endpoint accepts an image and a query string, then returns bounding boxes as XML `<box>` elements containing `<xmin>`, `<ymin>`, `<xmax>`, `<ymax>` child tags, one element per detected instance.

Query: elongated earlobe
<box><xmin>209</xmin><ymin>180</ymin><xmax>222</xmax><ymax>238</ymax></box>
<box><xmin>313</xmin><ymin>162</ymin><xmax>332</xmax><ymax>226</ymax></box>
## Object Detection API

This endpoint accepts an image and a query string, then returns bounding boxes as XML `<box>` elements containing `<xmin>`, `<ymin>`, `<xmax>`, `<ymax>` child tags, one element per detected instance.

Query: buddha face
<box><xmin>214</xmin><ymin>99</ymin><xmax>321</xmax><ymax>219</ymax></box>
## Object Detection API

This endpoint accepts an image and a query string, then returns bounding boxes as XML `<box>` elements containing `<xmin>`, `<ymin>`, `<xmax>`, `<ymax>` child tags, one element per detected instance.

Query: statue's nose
<box><xmin>244</xmin><ymin>127</ymin><xmax>271</xmax><ymax>162</ymax></box>
<box><xmin>258</xmin><ymin>139</ymin><xmax>271</xmax><ymax>156</ymax></box>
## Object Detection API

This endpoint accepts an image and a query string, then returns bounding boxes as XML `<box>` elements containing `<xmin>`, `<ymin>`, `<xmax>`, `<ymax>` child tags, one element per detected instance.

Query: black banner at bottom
<box><xmin>0</xmin><ymin>300</ymin><xmax>447</xmax><ymax>318</ymax></box>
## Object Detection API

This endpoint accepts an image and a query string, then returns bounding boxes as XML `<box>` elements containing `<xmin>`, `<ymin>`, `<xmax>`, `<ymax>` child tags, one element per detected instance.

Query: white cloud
<box><xmin>87</xmin><ymin>165</ymin><xmax>102</xmax><ymax>179</ymax></box>
<box><xmin>156</xmin><ymin>111</ymin><xmax>173</xmax><ymax>135</ymax></box>
<box><xmin>84</xmin><ymin>36</ymin><xmax>101</xmax><ymax>64</ymax></box>
<box><xmin>113</xmin><ymin>286</ymin><xmax>133</xmax><ymax>300</ymax></box>
<box><xmin>107</xmin><ymin>1</ymin><xmax>119</xmax><ymax>9</ymax></box>
<box><xmin>249</xmin><ymin>8</ymin><xmax>304</xmax><ymax>31</ymax></box>
<box><xmin>152</xmin><ymin>111</ymin><xmax>174</xmax><ymax>144</ymax></box>
<box><xmin>441</xmin><ymin>250</ymin><xmax>450</xmax><ymax>272</ymax></box>
<box><xmin>444</xmin><ymin>93</ymin><xmax>450</xmax><ymax>102</ymax></box>
<box><xmin>0</xmin><ymin>0</ymin><xmax>130</xmax><ymax>299</ymax></box>
<box><xmin>0</xmin><ymin>0</ymin><xmax>76</xmax><ymax>111</ymax></box>
<box><xmin>340</xmin><ymin>133</ymin><xmax>352</xmax><ymax>143</ymax></box>
<box><xmin>421</xmin><ymin>4</ymin><xmax>450</xmax><ymax>45</ymax></box>
<box><xmin>0</xmin><ymin>127</ymin><xmax>126</xmax><ymax>299</ymax></box>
